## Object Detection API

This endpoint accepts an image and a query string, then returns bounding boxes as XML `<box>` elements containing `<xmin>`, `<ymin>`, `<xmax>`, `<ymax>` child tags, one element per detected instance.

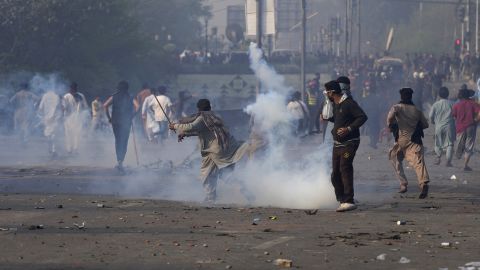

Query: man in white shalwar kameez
<box><xmin>38</xmin><ymin>90</ymin><xmax>62</xmax><ymax>157</ymax></box>
<box><xmin>142</xmin><ymin>86</ymin><xmax>173</xmax><ymax>143</ymax></box>
<box><xmin>62</xmin><ymin>82</ymin><xmax>88</xmax><ymax>154</ymax></box>
<box><xmin>429</xmin><ymin>87</ymin><xmax>456</xmax><ymax>167</ymax></box>
<box><xmin>9</xmin><ymin>84</ymin><xmax>39</xmax><ymax>142</ymax></box>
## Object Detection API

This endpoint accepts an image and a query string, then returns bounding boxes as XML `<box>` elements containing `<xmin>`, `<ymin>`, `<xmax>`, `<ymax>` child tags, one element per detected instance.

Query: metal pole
<box><xmin>256</xmin><ymin>0</ymin><xmax>263</xmax><ymax>49</ymax></box>
<box><xmin>301</xmin><ymin>0</ymin><xmax>306</xmax><ymax>101</ymax></box>
<box><xmin>205</xmin><ymin>18</ymin><xmax>209</xmax><ymax>55</ymax></box>
<box><xmin>476</xmin><ymin>0</ymin><xmax>478</xmax><ymax>54</ymax></box>
<box><xmin>462</xmin><ymin>22</ymin><xmax>465</xmax><ymax>53</ymax></box>
<box><xmin>256</xmin><ymin>0</ymin><xmax>263</xmax><ymax>96</ymax></box>
<box><xmin>467</xmin><ymin>0</ymin><xmax>470</xmax><ymax>52</ymax></box>
<box><xmin>344</xmin><ymin>0</ymin><xmax>349</xmax><ymax>74</ymax></box>
<box><xmin>357</xmin><ymin>0</ymin><xmax>361</xmax><ymax>65</ymax></box>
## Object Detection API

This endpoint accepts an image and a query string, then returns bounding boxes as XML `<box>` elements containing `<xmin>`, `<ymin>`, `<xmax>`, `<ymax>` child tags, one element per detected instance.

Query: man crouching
<box><xmin>169</xmin><ymin>99</ymin><xmax>248</xmax><ymax>203</ymax></box>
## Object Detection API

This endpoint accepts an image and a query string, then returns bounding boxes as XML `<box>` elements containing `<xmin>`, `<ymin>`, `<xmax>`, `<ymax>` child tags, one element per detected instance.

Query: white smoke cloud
<box><xmin>216</xmin><ymin>43</ymin><xmax>337</xmax><ymax>210</ymax></box>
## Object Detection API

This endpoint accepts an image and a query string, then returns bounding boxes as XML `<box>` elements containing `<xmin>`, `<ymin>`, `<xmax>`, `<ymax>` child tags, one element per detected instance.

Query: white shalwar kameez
<box><xmin>62</xmin><ymin>92</ymin><xmax>88</xmax><ymax>153</ymax></box>
<box><xmin>38</xmin><ymin>91</ymin><xmax>62</xmax><ymax>154</ymax></box>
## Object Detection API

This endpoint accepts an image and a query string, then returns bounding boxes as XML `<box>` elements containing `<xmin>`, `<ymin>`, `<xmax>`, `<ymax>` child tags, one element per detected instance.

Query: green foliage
<box><xmin>0</xmin><ymin>0</ymin><xmax>210</xmax><ymax>97</ymax></box>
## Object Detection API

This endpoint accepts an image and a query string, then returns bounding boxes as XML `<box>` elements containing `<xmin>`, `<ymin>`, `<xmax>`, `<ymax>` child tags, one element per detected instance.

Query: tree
<box><xmin>0</xmin><ymin>0</ymin><xmax>211</xmax><ymax>97</ymax></box>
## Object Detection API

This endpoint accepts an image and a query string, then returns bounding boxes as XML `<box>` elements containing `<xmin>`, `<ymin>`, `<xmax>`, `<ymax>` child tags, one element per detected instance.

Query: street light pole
<box><xmin>256</xmin><ymin>0</ymin><xmax>263</xmax><ymax>96</ymax></box>
<box><xmin>344</xmin><ymin>0</ymin><xmax>349</xmax><ymax>73</ymax></box>
<box><xmin>204</xmin><ymin>18</ymin><xmax>209</xmax><ymax>55</ymax></box>
<box><xmin>476</xmin><ymin>0</ymin><xmax>478</xmax><ymax>54</ymax></box>
<box><xmin>357</xmin><ymin>0</ymin><xmax>361</xmax><ymax>66</ymax></box>
<box><xmin>301</xmin><ymin>0</ymin><xmax>306</xmax><ymax>101</ymax></box>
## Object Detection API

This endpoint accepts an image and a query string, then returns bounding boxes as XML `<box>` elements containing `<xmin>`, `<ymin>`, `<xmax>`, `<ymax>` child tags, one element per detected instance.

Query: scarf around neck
<box><xmin>180</xmin><ymin>111</ymin><xmax>231</xmax><ymax>150</ymax></box>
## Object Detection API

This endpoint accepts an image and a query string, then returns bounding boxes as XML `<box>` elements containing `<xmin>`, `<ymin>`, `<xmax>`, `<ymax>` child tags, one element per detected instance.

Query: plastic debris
<box><xmin>73</xmin><ymin>221</ymin><xmax>86</xmax><ymax>229</ymax></box>
<box><xmin>450</xmin><ymin>175</ymin><xmax>457</xmax><ymax>180</ymax></box>
<box><xmin>304</xmin><ymin>210</ymin><xmax>318</xmax><ymax>215</ymax></box>
<box><xmin>396</xmin><ymin>220</ymin><xmax>406</xmax><ymax>225</ymax></box>
<box><xmin>252</xmin><ymin>218</ymin><xmax>260</xmax><ymax>225</ymax></box>
<box><xmin>274</xmin><ymin>259</ymin><xmax>293</xmax><ymax>268</ymax></box>
<box><xmin>225</xmin><ymin>265</ymin><xmax>232</xmax><ymax>269</ymax></box>
<box><xmin>465</xmin><ymin>262</ymin><xmax>480</xmax><ymax>267</ymax></box>
<box><xmin>376</xmin><ymin>254</ymin><xmax>387</xmax><ymax>261</ymax></box>
<box><xmin>269</xmin><ymin>216</ymin><xmax>277</xmax><ymax>220</ymax></box>
<box><xmin>97</xmin><ymin>203</ymin><xmax>105</xmax><ymax>208</ymax></box>
<box><xmin>440</xmin><ymin>242</ymin><xmax>451</xmax><ymax>248</ymax></box>
<box><xmin>399</xmin><ymin>257</ymin><xmax>411</xmax><ymax>264</ymax></box>
<box><xmin>0</xmin><ymin>227</ymin><xmax>17</xmax><ymax>231</ymax></box>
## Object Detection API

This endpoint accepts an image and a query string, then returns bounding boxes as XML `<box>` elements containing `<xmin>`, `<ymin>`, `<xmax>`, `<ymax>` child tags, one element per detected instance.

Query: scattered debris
<box><xmin>264</xmin><ymin>251</ymin><xmax>270</xmax><ymax>255</ymax></box>
<box><xmin>440</xmin><ymin>242</ymin><xmax>452</xmax><ymax>248</ymax></box>
<box><xmin>28</xmin><ymin>225</ymin><xmax>44</xmax><ymax>230</ymax></box>
<box><xmin>252</xmin><ymin>218</ymin><xmax>260</xmax><ymax>225</ymax></box>
<box><xmin>202</xmin><ymin>243</ymin><xmax>208</xmax><ymax>247</ymax></box>
<box><xmin>399</xmin><ymin>257</ymin><xmax>411</xmax><ymax>264</ymax></box>
<box><xmin>269</xmin><ymin>216</ymin><xmax>277</xmax><ymax>220</ymax></box>
<box><xmin>0</xmin><ymin>227</ymin><xmax>17</xmax><ymax>231</ymax></box>
<box><xmin>73</xmin><ymin>221</ymin><xmax>86</xmax><ymax>229</ymax></box>
<box><xmin>56</xmin><ymin>204</ymin><xmax>63</xmax><ymax>209</ymax></box>
<box><xmin>274</xmin><ymin>259</ymin><xmax>293</xmax><ymax>268</ymax></box>
<box><xmin>450</xmin><ymin>175</ymin><xmax>457</xmax><ymax>180</ymax></box>
<box><xmin>465</xmin><ymin>262</ymin><xmax>480</xmax><ymax>267</ymax></box>
<box><xmin>263</xmin><ymin>228</ymin><xmax>273</xmax><ymax>232</ymax></box>
<box><xmin>34</xmin><ymin>206</ymin><xmax>45</xmax><ymax>210</ymax></box>
<box><xmin>97</xmin><ymin>203</ymin><xmax>105</xmax><ymax>208</ymax></box>
<box><xmin>225</xmin><ymin>265</ymin><xmax>232</xmax><ymax>269</ymax></box>
<box><xmin>304</xmin><ymin>209</ymin><xmax>318</xmax><ymax>215</ymax></box>
<box><xmin>396</xmin><ymin>220</ymin><xmax>406</xmax><ymax>225</ymax></box>
<box><xmin>376</xmin><ymin>254</ymin><xmax>386</xmax><ymax>261</ymax></box>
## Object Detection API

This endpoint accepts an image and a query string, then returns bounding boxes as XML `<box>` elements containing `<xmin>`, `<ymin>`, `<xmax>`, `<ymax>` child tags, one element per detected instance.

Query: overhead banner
<box><xmin>245</xmin><ymin>0</ymin><xmax>275</xmax><ymax>37</ymax></box>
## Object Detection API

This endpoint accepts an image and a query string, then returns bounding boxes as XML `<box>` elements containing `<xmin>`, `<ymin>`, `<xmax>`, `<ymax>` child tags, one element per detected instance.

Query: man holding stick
<box><xmin>169</xmin><ymin>99</ymin><xmax>249</xmax><ymax>202</ymax></box>
<box><xmin>104</xmin><ymin>81</ymin><xmax>139</xmax><ymax>172</ymax></box>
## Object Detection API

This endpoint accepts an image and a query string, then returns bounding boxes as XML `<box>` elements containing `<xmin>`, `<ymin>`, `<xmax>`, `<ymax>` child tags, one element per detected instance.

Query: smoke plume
<box><xmin>216</xmin><ymin>43</ymin><xmax>337</xmax><ymax>210</ymax></box>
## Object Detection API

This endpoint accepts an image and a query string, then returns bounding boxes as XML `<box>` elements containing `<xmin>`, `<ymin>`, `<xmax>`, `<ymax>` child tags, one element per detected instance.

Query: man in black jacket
<box><xmin>325</xmin><ymin>80</ymin><xmax>368</xmax><ymax>212</ymax></box>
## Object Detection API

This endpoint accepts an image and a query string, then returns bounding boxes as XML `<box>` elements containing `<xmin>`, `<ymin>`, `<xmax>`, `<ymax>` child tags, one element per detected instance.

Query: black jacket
<box><xmin>329</xmin><ymin>97</ymin><xmax>368</xmax><ymax>143</ymax></box>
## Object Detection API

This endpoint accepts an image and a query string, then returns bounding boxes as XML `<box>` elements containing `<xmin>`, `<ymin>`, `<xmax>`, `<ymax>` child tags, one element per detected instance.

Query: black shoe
<box><xmin>464</xmin><ymin>166</ymin><xmax>472</xmax><ymax>171</ymax></box>
<box><xmin>433</xmin><ymin>156</ymin><xmax>441</xmax><ymax>165</ymax></box>
<box><xmin>419</xmin><ymin>185</ymin><xmax>429</xmax><ymax>199</ymax></box>
<box><xmin>445</xmin><ymin>161</ymin><xmax>453</xmax><ymax>167</ymax></box>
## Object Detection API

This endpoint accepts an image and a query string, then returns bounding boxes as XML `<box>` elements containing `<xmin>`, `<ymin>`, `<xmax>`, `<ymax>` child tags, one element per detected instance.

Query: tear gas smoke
<box><xmin>216</xmin><ymin>43</ymin><xmax>337</xmax><ymax>209</ymax></box>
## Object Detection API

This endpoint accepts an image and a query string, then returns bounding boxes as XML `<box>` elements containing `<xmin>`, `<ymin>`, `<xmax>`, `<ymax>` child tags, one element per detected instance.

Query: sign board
<box><xmin>245</xmin><ymin>0</ymin><xmax>275</xmax><ymax>36</ymax></box>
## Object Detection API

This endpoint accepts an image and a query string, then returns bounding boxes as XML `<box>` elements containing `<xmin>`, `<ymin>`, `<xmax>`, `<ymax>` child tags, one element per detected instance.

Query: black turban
<box><xmin>197</xmin><ymin>99</ymin><xmax>211</xmax><ymax>111</ymax></box>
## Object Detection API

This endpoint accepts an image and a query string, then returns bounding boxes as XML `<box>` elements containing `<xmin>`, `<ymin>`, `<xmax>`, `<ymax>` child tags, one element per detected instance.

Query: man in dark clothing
<box><xmin>337</xmin><ymin>76</ymin><xmax>353</xmax><ymax>98</ymax></box>
<box><xmin>104</xmin><ymin>81</ymin><xmax>139</xmax><ymax>172</ymax></box>
<box><xmin>325</xmin><ymin>80</ymin><xmax>368</xmax><ymax>212</ymax></box>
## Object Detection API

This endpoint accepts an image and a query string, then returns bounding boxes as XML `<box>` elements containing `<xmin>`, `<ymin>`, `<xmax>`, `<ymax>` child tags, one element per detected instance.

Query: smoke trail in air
<box><xmin>217</xmin><ymin>43</ymin><xmax>336</xmax><ymax>209</ymax></box>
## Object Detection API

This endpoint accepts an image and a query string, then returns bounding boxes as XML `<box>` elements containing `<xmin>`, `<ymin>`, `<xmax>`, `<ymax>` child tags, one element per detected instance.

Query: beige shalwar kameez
<box><xmin>387</xmin><ymin>103</ymin><xmax>430</xmax><ymax>188</ymax></box>
<box><xmin>174</xmin><ymin>114</ymin><xmax>249</xmax><ymax>200</ymax></box>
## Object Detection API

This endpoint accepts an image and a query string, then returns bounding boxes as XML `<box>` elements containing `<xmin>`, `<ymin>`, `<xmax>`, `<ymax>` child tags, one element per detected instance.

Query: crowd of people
<box><xmin>1</xmin><ymin>63</ymin><xmax>479</xmax><ymax>212</ymax></box>
<box><xmin>1</xmin><ymin>81</ymin><xmax>198</xmax><ymax>168</ymax></box>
